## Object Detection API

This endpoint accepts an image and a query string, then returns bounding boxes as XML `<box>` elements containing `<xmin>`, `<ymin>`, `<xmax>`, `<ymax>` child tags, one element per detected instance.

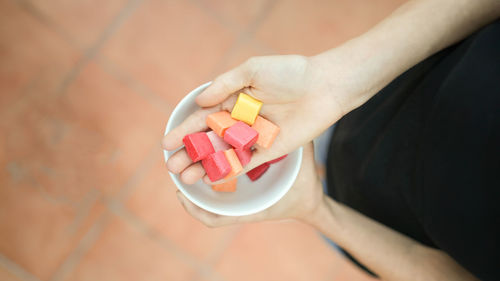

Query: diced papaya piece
<box><xmin>252</xmin><ymin>115</ymin><xmax>280</xmax><ymax>148</ymax></box>
<box><xmin>212</xmin><ymin>178</ymin><xmax>237</xmax><ymax>192</ymax></box>
<box><xmin>206</xmin><ymin>111</ymin><xmax>237</xmax><ymax>137</ymax></box>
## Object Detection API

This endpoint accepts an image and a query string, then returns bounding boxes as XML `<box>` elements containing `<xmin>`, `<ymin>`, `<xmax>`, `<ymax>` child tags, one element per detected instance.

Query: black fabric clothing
<box><xmin>326</xmin><ymin>21</ymin><xmax>500</xmax><ymax>280</ymax></box>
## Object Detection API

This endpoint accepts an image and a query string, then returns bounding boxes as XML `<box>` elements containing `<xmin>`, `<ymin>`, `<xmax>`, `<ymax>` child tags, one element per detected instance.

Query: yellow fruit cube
<box><xmin>231</xmin><ymin>93</ymin><xmax>262</xmax><ymax>125</ymax></box>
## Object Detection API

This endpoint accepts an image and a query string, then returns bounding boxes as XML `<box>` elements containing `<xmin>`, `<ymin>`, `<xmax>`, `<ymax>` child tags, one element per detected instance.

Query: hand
<box><xmin>175</xmin><ymin>143</ymin><xmax>326</xmax><ymax>227</ymax></box>
<box><xmin>162</xmin><ymin>55</ymin><xmax>352</xmax><ymax>185</ymax></box>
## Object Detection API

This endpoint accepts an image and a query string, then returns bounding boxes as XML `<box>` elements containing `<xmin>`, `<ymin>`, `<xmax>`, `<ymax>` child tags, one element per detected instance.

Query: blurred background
<box><xmin>0</xmin><ymin>0</ymin><xmax>406</xmax><ymax>280</ymax></box>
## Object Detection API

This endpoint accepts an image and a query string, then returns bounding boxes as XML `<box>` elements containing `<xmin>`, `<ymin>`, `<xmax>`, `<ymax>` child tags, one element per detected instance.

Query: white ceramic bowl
<box><xmin>163</xmin><ymin>82</ymin><xmax>303</xmax><ymax>216</ymax></box>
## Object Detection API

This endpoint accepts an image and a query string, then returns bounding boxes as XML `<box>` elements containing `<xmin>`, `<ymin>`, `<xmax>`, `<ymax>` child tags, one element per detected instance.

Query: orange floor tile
<box><xmin>0</xmin><ymin>0</ymin><xmax>404</xmax><ymax>280</ymax></box>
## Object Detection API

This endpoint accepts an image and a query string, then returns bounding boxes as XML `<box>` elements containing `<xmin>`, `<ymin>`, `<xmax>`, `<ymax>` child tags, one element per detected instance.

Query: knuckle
<box><xmin>219</xmin><ymin>75</ymin><xmax>234</xmax><ymax>93</ymax></box>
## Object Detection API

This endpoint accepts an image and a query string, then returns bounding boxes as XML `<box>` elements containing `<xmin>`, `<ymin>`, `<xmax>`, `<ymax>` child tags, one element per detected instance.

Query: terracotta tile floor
<box><xmin>0</xmin><ymin>0</ymin><xmax>405</xmax><ymax>280</ymax></box>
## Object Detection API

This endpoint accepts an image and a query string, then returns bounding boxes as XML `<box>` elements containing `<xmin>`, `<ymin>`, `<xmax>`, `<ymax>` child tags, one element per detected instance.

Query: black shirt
<box><xmin>326</xmin><ymin>21</ymin><xmax>500</xmax><ymax>280</ymax></box>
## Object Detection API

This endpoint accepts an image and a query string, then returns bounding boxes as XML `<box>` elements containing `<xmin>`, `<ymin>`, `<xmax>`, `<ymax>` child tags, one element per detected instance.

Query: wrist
<box><xmin>300</xmin><ymin>193</ymin><xmax>339</xmax><ymax>230</ymax></box>
<box><xmin>308</xmin><ymin>39</ymin><xmax>384</xmax><ymax>120</ymax></box>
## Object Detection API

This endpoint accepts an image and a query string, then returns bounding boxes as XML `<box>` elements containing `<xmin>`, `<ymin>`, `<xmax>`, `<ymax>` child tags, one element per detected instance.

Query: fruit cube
<box><xmin>223</xmin><ymin>149</ymin><xmax>243</xmax><ymax>179</ymax></box>
<box><xmin>234</xmin><ymin>148</ymin><xmax>252</xmax><ymax>167</ymax></box>
<box><xmin>224</xmin><ymin>121</ymin><xmax>258</xmax><ymax>150</ymax></box>
<box><xmin>206</xmin><ymin>131</ymin><xmax>231</xmax><ymax>152</ymax></box>
<box><xmin>267</xmin><ymin>154</ymin><xmax>288</xmax><ymax>164</ymax></box>
<box><xmin>202</xmin><ymin>151</ymin><xmax>231</xmax><ymax>181</ymax></box>
<box><xmin>231</xmin><ymin>93</ymin><xmax>262</xmax><ymax>125</ymax></box>
<box><xmin>246</xmin><ymin>162</ymin><xmax>270</xmax><ymax>181</ymax></box>
<box><xmin>182</xmin><ymin>132</ymin><xmax>215</xmax><ymax>162</ymax></box>
<box><xmin>251</xmin><ymin>116</ymin><xmax>280</xmax><ymax>148</ymax></box>
<box><xmin>206</xmin><ymin>111</ymin><xmax>237</xmax><ymax>137</ymax></box>
<box><xmin>212</xmin><ymin>178</ymin><xmax>237</xmax><ymax>192</ymax></box>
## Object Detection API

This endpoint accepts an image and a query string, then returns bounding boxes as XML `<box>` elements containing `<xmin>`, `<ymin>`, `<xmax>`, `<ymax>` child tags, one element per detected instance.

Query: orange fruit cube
<box><xmin>251</xmin><ymin>115</ymin><xmax>280</xmax><ymax>148</ymax></box>
<box><xmin>212</xmin><ymin>178</ymin><xmax>237</xmax><ymax>192</ymax></box>
<box><xmin>206</xmin><ymin>111</ymin><xmax>237</xmax><ymax>137</ymax></box>
<box><xmin>223</xmin><ymin>149</ymin><xmax>243</xmax><ymax>179</ymax></box>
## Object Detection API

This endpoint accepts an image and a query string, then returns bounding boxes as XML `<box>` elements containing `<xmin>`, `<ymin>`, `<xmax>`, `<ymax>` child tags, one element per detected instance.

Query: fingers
<box><xmin>195</xmin><ymin>60</ymin><xmax>252</xmax><ymax>107</ymax></box>
<box><xmin>179</xmin><ymin>163</ymin><xmax>206</xmax><ymax>185</ymax></box>
<box><xmin>167</xmin><ymin>149</ymin><xmax>206</xmax><ymax>184</ymax></box>
<box><xmin>167</xmin><ymin>149</ymin><xmax>205</xmax><ymax>184</ymax></box>
<box><xmin>166</xmin><ymin>149</ymin><xmax>192</xmax><ymax>174</ymax></box>
<box><xmin>163</xmin><ymin>95</ymin><xmax>239</xmax><ymax>151</ymax></box>
<box><xmin>162</xmin><ymin>109</ymin><xmax>212</xmax><ymax>151</ymax></box>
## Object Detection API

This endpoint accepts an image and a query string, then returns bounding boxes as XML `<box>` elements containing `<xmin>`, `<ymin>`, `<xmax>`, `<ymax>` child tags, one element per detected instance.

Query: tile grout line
<box><xmin>114</xmin><ymin>145</ymin><xmax>162</xmax><ymax>202</ymax></box>
<box><xmin>189</xmin><ymin>226</ymin><xmax>242</xmax><ymax>281</ymax></box>
<box><xmin>66</xmin><ymin>189</ymin><xmax>102</xmax><ymax>236</ymax></box>
<box><xmin>94</xmin><ymin>54</ymin><xmax>174</xmax><ymax>116</ymax></box>
<box><xmin>48</xmin><ymin>211</ymin><xmax>112</xmax><ymax>281</ymax></box>
<box><xmin>53</xmin><ymin>0</ymin><xmax>145</xmax><ymax>98</ymax></box>
<box><xmin>16</xmin><ymin>0</ymin><xmax>177</xmax><ymax>116</ymax></box>
<box><xmin>105</xmin><ymin>199</ymin><xmax>227</xmax><ymax>281</ymax></box>
<box><xmin>9</xmin><ymin>1</ymin><xmax>281</xmax><ymax>280</ymax></box>
<box><xmin>241</xmin><ymin>0</ymin><xmax>280</xmax><ymax>42</ymax></box>
<box><xmin>12</xmin><ymin>1</ymin><xmax>157</xmax><ymax>274</ymax></box>
<box><xmin>47</xmin><ymin>138</ymin><xmax>160</xmax><ymax>281</ymax></box>
<box><xmin>13</xmin><ymin>0</ymin><xmax>81</xmax><ymax>50</ymax></box>
<box><xmin>188</xmin><ymin>0</ymin><xmax>241</xmax><ymax>35</ymax></box>
<box><xmin>0</xmin><ymin>253</ymin><xmax>42</xmax><ymax>281</ymax></box>
<box><xmin>202</xmin><ymin>0</ymin><xmax>279</xmax><ymax>77</ymax></box>
<box><xmin>101</xmin><ymin>142</ymin><xmax>232</xmax><ymax>281</ymax></box>
<box><xmin>2</xmin><ymin>67</ymin><xmax>47</xmax><ymax>117</ymax></box>
<box><xmin>205</xmin><ymin>226</ymin><xmax>242</xmax><ymax>266</ymax></box>
<box><xmin>190</xmin><ymin>0</ymin><xmax>277</xmax><ymax>44</ymax></box>
<box><xmin>6</xmin><ymin>1</ymin><xmax>262</xmax><ymax>281</ymax></box>
<box><xmin>47</xmin><ymin>141</ymin><xmax>161</xmax><ymax>280</ymax></box>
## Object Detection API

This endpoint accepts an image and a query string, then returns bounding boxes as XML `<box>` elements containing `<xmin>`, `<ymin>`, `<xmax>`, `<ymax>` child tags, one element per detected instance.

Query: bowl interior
<box><xmin>164</xmin><ymin>82</ymin><xmax>302</xmax><ymax>216</ymax></box>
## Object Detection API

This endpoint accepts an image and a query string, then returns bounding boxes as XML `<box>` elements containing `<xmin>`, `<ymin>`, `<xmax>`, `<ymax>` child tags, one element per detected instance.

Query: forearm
<box><xmin>311</xmin><ymin>0</ymin><xmax>500</xmax><ymax>115</ymax></box>
<box><xmin>305</xmin><ymin>196</ymin><xmax>478</xmax><ymax>281</ymax></box>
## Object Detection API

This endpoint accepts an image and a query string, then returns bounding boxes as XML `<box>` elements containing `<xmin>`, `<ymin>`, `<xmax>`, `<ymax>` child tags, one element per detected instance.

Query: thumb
<box><xmin>196</xmin><ymin>61</ymin><xmax>252</xmax><ymax>107</ymax></box>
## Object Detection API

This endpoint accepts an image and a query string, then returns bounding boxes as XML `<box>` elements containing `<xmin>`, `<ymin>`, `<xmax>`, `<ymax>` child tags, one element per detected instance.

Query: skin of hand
<box><xmin>162</xmin><ymin>54</ymin><xmax>360</xmax><ymax>185</ymax></box>
<box><xmin>175</xmin><ymin>143</ymin><xmax>325</xmax><ymax>227</ymax></box>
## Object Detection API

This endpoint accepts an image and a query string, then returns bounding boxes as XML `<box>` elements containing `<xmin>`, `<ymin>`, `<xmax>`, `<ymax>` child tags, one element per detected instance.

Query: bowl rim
<box><xmin>163</xmin><ymin>82</ymin><xmax>303</xmax><ymax>216</ymax></box>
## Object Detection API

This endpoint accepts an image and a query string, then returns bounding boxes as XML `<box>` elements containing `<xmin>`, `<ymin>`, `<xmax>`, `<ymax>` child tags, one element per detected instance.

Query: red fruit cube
<box><xmin>224</xmin><ymin>121</ymin><xmax>258</xmax><ymax>150</ymax></box>
<box><xmin>183</xmin><ymin>132</ymin><xmax>214</xmax><ymax>162</ymax></box>
<box><xmin>246</xmin><ymin>162</ymin><xmax>270</xmax><ymax>181</ymax></box>
<box><xmin>267</xmin><ymin>154</ymin><xmax>288</xmax><ymax>164</ymax></box>
<box><xmin>234</xmin><ymin>148</ymin><xmax>252</xmax><ymax>167</ymax></box>
<box><xmin>206</xmin><ymin>130</ymin><xmax>231</xmax><ymax>152</ymax></box>
<box><xmin>202</xmin><ymin>151</ymin><xmax>231</xmax><ymax>181</ymax></box>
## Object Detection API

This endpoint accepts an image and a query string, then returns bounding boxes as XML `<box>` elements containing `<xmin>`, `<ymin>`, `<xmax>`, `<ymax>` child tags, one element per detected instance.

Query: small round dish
<box><xmin>164</xmin><ymin>82</ymin><xmax>303</xmax><ymax>216</ymax></box>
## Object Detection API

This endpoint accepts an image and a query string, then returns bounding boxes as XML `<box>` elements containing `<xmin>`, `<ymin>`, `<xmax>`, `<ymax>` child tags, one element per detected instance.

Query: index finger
<box><xmin>162</xmin><ymin>109</ymin><xmax>214</xmax><ymax>151</ymax></box>
<box><xmin>162</xmin><ymin>94</ymin><xmax>238</xmax><ymax>151</ymax></box>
